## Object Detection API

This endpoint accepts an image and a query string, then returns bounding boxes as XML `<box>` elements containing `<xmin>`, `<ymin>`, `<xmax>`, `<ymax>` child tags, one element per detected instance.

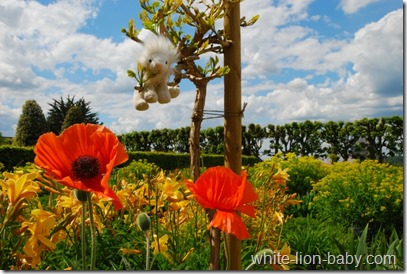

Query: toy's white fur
<box><xmin>133</xmin><ymin>35</ymin><xmax>180</xmax><ymax>111</ymax></box>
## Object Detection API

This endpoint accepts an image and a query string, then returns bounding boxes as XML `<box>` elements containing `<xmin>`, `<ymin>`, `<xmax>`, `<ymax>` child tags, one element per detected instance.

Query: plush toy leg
<box><xmin>169</xmin><ymin>86</ymin><xmax>180</xmax><ymax>98</ymax></box>
<box><xmin>144</xmin><ymin>83</ymin><xmax>158</xmax><ymax>103</ymax></box>
<box><xmin>157</xmin><ymin>83</ymin><xmax>171</xmax><ymax>104</ymax></box>
<box><xmin>133</xmin><ymin>89</ymin><xmax>149</xmax><ymax>111</ymax></box>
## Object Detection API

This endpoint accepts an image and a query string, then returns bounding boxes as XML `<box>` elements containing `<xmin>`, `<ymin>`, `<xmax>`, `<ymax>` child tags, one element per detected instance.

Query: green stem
<box><xmin>259</xmin><ymin>174</ymin><xmax>273</xmax><ymax>241</ymax></box>
<box><xmin>81</xmin><ymin>200</ymin><xmax>87</xmax><ymax>270</ymax></box>
<box><xmin>87</xmin><ymin>193</ymin><xmax>97</xmax><ymax>270</ymax></box>
<box><xmin>0</xmin><ymin>226</ymin><xmax>5</xmax><ymax>269</ymax></box>
<box><xmin>145</xmin><ymin>231</ymin><xmax>150</xmax><ymax>270</ymax></box>
<box><xmin>224</xmin><ymin>233</ymin><xmax>231</xmax><ymax>270</ymax></box>
<box><xmin>245</xmin><ymin>262</ymin><xmax>256</xmax><ymax>270</ymax></box>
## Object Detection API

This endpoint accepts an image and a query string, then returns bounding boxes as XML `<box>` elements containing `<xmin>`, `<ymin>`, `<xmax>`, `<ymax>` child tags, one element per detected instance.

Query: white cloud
<box><xmin>338</xmin><ymin>0</ymin><xmax>380</xmax><ymax>14</ymax></box>
<box><xmin>343</xmin><ymin>9</ymin><xmax>403</xmax><ymax>97</ymax></box>
<box><xmin>0</xmin><ymin>0</ymin><xmax>402</xmax><ymax>138</ymax></box>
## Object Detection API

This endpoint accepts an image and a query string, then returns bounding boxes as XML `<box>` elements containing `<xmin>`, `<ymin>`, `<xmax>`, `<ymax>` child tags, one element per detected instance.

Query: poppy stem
<box><xmin>87</xmin><ymin>193</ymin><xmax>97</xmax><ymax>270</ymax></box>
<box><xmin>81</xmin><ymin>200</ymin><xmax>87</xmax><ymax>270</ymax></box>
<box><xmin>145</xmin><ymin>231</ymin><xmax>150</xmax><ymax>270</ymax></box>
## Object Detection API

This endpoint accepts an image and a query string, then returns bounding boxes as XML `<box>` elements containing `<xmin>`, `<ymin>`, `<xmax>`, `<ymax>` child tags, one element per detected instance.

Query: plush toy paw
<box><xmin>157</xmin><ymin>84</ymin><xmax>171</xmax><ymax>104</ymax></box>
<box><xmin>144</xmin><ymin>88</ymin><xmax>158</xmax><ymax>103</ymax></box>
<box><xmin>169</xmin><ymin>86</ymin><xmax>180</xmax><ymax>98</ymax></box>
<box><xmin>133</xmin><ymin>89</ymin><xmax>149</xmax><ymax>111</ymax></box>
<box><xmin>135</xmin><ymin>100</ymin><xmax>149</xmax><ymax>111</ymax></box>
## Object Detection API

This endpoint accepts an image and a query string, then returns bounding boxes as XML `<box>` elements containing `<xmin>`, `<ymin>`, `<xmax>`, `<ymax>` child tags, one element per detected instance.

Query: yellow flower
<box><xmin>272</xmin><ymin>164</ymin><xmax>289</xmax><ymax>185</ymax></box>
<box><xmin>151</xmin><ymin>234</ymin><xmax>171</xmax><ymax>261</ymax></box>
<box><xmin>158</xmin><ymin>173</ymin><xmax>184</xmax><ymax>202</ymax></box>
<box><xmin>273</xmin><ymin>211</ymin><xmax>284</xmax><ymax>224</ymax></box>
<box><xmin>56</xmin><ymin>188</ymin><xmax>81</xmax><ymax>209</ymax></box>
<box><xmin>169</xmin><ymin>199</ymin><xmax>189</xmax><ymax>211</ymax></box>
<box><xmin>21</xmin><ymin>208</ymin><xmax>57</xmax><ymax>268</ymax></box>
<box><xmin>2</xmin><ymin>170</ymin><xmax>38</xmax><ymax>181</ymax></box>
<box><xmin>0</xmin><ymin>173</ymin><xmax>40</xmax><ymax>205</ymax></box>
<box><xmin>274</xmin><ymin>242</ymin><xmax>296</xmax><ymax>270</ymax></box>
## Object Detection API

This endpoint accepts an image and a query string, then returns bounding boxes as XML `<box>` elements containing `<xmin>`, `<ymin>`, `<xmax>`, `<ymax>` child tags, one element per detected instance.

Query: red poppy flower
<box><xmin>185</xmin><ymin>166</ymin><xmax>258</xmax><ymax>240</ymax></box>
<box><xmin>34</xmin><ymin>123</ymin><xmax>128</xmax><ymax>210</ymax></box>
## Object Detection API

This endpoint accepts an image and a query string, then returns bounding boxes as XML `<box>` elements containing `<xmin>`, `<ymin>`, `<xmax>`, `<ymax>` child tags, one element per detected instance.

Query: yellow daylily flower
<box><xmin>21</xmin><ymin>208</ymin><xmax>57</xmax><ymax>268</ymax></box>
<box><xmin>169</xmin><ymin>199</ymin><xmax>189</xmax><ymax>211</ymax></box>
<box><xmin>151</xmin><ymin>234</ymin><xmax>171</xmax><ymax>261</ymax></box>
<box><xmin>273</xmin><ymin>242</ymin><xmax>296</xmax><ymax>270</ymax></box>
<box><xmin>273</xmin><ymin>211</ymin><xmax>284</xmax><ymax>224</ymax></box>
<box><xmin>0</xmin><ymin>173</ymin><xmax>40</xmax><ymax>205</ymax></box>
<box><xmin>56</xmin><ymin>189</ymin><xmax>81</xmax><ymax>209</ymax></box>
<box><xmin>158</xmin><ymin>175</ymin><xmax>184</xmax><ymax>202</ymax></box>
<box><xmin>2</xmin><ymin>170</ymin><xmax>38</xmax><ymax>181</ymax></box>
<box><xmin>272</xmin><ymin>164</ymin><xmax>290</xmax><ymax>185</ymax></box>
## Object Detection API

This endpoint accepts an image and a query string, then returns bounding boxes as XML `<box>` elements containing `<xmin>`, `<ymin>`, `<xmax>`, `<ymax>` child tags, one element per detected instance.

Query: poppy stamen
<box><xmin>72</xmin><ymin>155</ymin><xmax>100</xmax><ymax>180</ymax></box>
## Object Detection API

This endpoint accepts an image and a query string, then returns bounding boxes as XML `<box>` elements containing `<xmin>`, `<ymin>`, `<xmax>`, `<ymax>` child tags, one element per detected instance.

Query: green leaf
<box><xmin>127</xmin><ymin>70</ymin><xmax>136</xmax><ymax>78</ymax></box>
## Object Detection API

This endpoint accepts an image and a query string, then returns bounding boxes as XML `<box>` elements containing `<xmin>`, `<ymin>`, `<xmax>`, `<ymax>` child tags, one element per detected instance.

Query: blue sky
<box><xmin>0</xmin><ymin>0</ymin><xmax>403</xmax><ymax>137</ymax></box>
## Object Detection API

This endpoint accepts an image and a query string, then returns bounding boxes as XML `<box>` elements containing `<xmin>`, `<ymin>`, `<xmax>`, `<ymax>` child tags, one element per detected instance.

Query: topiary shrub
<box><xmin>15</xmin><ymin>100</ymin><xmax>49</xmax><ymax>146</ymax></box>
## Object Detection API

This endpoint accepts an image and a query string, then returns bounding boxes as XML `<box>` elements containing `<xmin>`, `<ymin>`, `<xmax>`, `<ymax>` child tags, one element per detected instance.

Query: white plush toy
<box><xmin>133</xmin><ymin>35</ymin><xmax>180</xmax><ymax>111</ymax></box>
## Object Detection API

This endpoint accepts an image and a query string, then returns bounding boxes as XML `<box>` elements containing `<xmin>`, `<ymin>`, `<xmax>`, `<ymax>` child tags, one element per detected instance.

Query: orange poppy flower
<box><xmin>34</xmin><ymin>123</ymin><xmax>128</xmax><ymax>210</ymax></box>
<box><xmin>185</xmin><ymin>166</ymin><xmax>258</xmax><ymax>240</ymax></box>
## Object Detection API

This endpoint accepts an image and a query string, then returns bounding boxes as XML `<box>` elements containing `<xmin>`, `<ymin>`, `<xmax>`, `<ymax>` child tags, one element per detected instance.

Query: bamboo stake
<box><xmin>223</xmin><ymin>0</ymin><xmax>242</xmax><ymax>270</ymax></box>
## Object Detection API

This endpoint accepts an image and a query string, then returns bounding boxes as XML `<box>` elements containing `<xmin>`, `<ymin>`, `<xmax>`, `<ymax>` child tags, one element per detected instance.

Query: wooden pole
<box><xmin>223</xmin><ymin>0</ymin><xmax>242</xmax><ymax>270</ymax></box>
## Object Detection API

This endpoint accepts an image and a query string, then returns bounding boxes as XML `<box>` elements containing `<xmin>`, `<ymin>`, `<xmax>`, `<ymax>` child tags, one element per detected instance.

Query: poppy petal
<box><xmin>185</xmin><ymin>179</ymin><xmax>214</xmax><ymax>209</ymax></box>
<box><xmin>210</xmin><ymin>210</ymin><xmax>251</xmax><ymax>240</ymax></box>
<box><xmin>240</xmin><ymin>171</ymin><xmax>258</xmax><ymax>204</ymax></box>
<box><xmin>34</xmin><ymin>132</ymin><xmax>74</xmax><ymax>182</ymax></box>
<box><xmin>188</xmin><ymin>167</ymin><xmax>241</xmax><ymax>210</ymax></box>
<box><xmin>235</xmin><ymin>204</ymin><xmax>256</xmax><ymax>218</ymax></box>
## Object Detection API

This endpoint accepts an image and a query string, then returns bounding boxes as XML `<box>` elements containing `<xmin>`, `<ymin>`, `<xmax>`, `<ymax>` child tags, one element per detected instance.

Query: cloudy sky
<box><xmin>0</xmin><ymin>0</ymin><xmax>403</xmax><ymax>137</ymax></box>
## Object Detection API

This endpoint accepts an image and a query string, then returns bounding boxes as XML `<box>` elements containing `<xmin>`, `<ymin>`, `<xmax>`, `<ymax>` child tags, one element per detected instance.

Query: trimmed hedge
<box><xmin>127</xmin><ymin>151</ymin><xmax>259</xmax><ymax>170</ymax></box>
<box><xmin>0</xmin><ymin>145</ymin><xmax>36</xmax><ymax>171</ymax></box>
<box><xmin>0</xmin><ymin>145</ymin><xmax>260</xmax><ymax>171</ymax></box>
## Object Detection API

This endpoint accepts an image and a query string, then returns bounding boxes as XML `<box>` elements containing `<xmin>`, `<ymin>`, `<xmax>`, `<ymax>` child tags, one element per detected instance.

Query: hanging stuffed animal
<box><xmin>133</xmin><ymin>34</ymin><xmax>180</xmax><ymax>111</ymax></box>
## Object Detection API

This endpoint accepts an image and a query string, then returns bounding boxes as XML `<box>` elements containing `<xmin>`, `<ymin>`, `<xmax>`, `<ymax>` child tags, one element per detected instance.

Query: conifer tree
<box><xmin>61</xmin><ymin>106</ymin><xmax>84</xmax><ymax>131</ymax></box>
<box><xmin>47</xmin><ymin>95</ymin><xmax>100</xmax><ymax>134</ymax></box>
<box><xmin>15</xmin><ymin>100</ymin><xmax>48</xmax><ymax>146</ymax></box>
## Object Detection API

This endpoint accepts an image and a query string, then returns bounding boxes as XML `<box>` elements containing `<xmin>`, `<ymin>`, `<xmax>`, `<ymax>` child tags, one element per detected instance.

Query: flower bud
<box><xmin>74</xmin><ymin>189</ymin><xmax>89</xmax><ymax>202</ymax></box>
<box><xmin>137</xmin><ymin>212</ymin><xmax>151</xmax><ymax>232</ymax></box>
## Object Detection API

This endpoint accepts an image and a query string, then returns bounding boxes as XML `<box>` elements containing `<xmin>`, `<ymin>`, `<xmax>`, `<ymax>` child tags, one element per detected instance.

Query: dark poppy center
<box><xmin>71</xmin><ymin>155</ymin><xmax>100</xmax><ymax>180</ymax></box>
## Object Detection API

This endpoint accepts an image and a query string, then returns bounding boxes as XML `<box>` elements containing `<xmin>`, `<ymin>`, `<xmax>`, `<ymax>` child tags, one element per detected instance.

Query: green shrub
<box><xmin>126</xmin><ymin>151</ymin><xmax>259</xmax><ymax>171</ymax></box>
<box><xmin>0</xmin><ymin>145</ymin><xmax>36</xmax><ymax>171</ymax></box>
<box><xmin>112</xmin><ymin>159</ymin><xmax>160</xmax><ymax>184</ymax></box>
<box><xmin>251</xmin><ymin>153</ymin><xmax>330</xmax><ymax>195</ymax></box>
<box><xmin>311</xmin><ymin>160</ymin><xmax>403</xmax><ymax>235</ymax></box>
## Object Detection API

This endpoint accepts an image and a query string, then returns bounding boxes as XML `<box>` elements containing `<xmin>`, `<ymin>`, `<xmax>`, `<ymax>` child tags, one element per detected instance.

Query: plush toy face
<box><xmin>139</xmin><ymin>35</ymin><xmax>179</xmax><ymax>82</ymax></box>
<box><xmin>142</xmin><ymin>52</ymin><xmax>171</xmax><ymax>78</ymax></box>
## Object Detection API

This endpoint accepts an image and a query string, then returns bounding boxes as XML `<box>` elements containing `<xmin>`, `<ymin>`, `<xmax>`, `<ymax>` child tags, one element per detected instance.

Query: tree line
<box><xmin>118</xmin><ymin>116</ymin><xmax>403</xmax><ymax>163</ymax></box>
<box><xmin>8</xmin><ymin>97</ymin><xmax>402</xmax><ymax>164</ymax></box>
